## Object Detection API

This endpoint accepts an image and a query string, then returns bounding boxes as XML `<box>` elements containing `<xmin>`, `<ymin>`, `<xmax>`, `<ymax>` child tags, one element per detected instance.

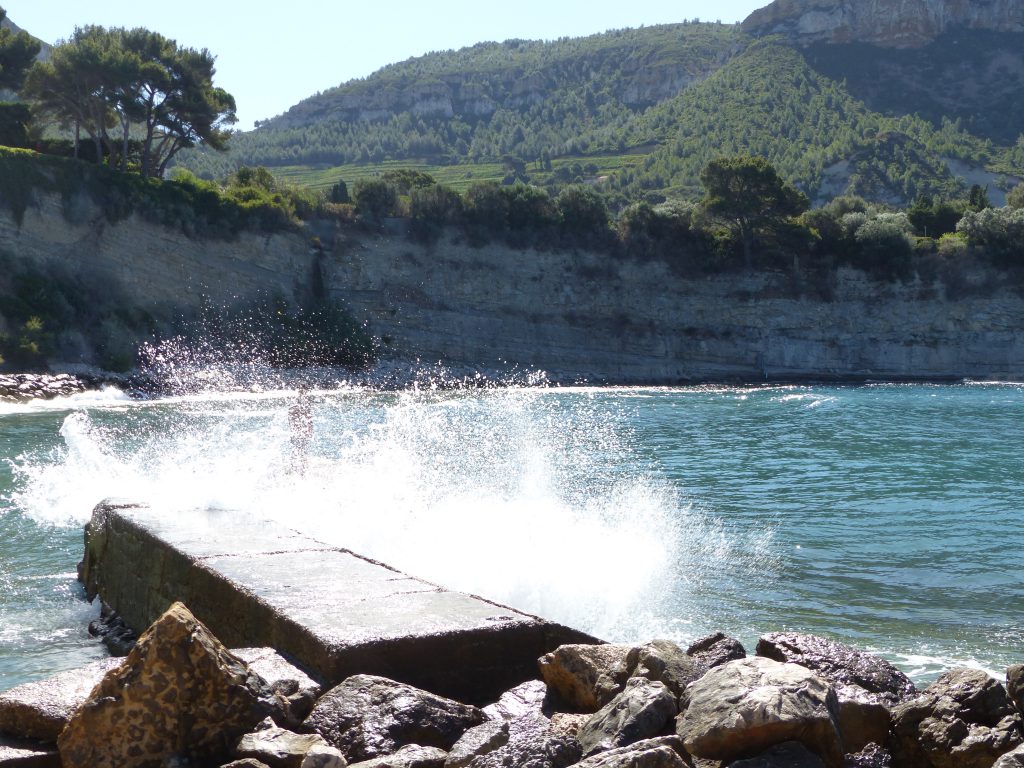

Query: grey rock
<box><xmin>482</xmin><ymin>681</ymin><xmax>550</xmax><ymax>722</ymax></box>
<box><xmin>579</xmin><ymin>678</ymin><xmax>679</xmax><ymax>757</ymax></box>
<box><xmin>834</xmin><ymin>685</ymin><xmax>891</xmax><ymax>755</ymax></box>
<box><xmin>234</xmin><ymin>648</ymin><xmax>323</xmax><ymax>728</ymax></box>
<box><xmin>0</xmin><ymin>735</ymin><xmax>61</xmax><ymax>767</ymax></box>
<box><xmin>599</xmin><ymin>641</ymin><xmax>702</xmax><ymax>705</ymax></box>
<box><xmin>573</xmin><ymin>736</ymin><xmax>692</xmax><ymax>768</ymax></box>
<box><xmin>349</xmin><ymin>744</ymin><xmax>446</xmax><ymax>767</ymax></box>
<box><xmin>891</xmin><ymin>667</ymin><xmax>1023</xmax><ymax>768</ymax></box>
<box><xmin>299</xmin><ymin>744</ymin><xmax>348</xmax><ymax>768</ymax></box>
<box><xmin>676</xmin><ymin>657</ymin><xmax>843</xmax><ymax>768</ymax></box>
<box><xmin>445</xmin><ymin>720</ymin><xmax>509</xmax><ymax>768</ymax></box>
<box><xmin>756</xmin><ymin>633</ymin><xmax>915</xmax><ymax>700</ymax></box>
<box><xmin>727</xmin><ymin>741</ymin><xmax>825</xmax><ymax>767</ymax></box>
<box><xmin>842</xmin><ymin>744</ymin><xmax>893</xmax><ymax>768</ymax></box>
<box><xmin>234</xmin><ymin>726</ymin><xmax>337</xmax><ymax>768</ymax></box>
<box><xmin>994</xmin><ymin>744</ymin><xmax>1024</xmax><ymax>767</ymax></box>
<box><xmin>303</xmin><ymin>675</ymin><xmax>484</xmax><ymax>763</ymax></box>
<box><xmin>221</xmin><ymin>761</ymin><xmax>274</xmax><ymax>768</ymax></box>
<box><xmin>463</xmin><ymin>712</ymin><xmax>581</xmax><ymax>768</ymax></box>
<box><xmin>538</xmin><ymin>644</ymin><xmax>634</xmax><ymax>712</ymax></box>
<box><xmin>0</xmin><ymin>657</ymin><xmax>122</xmax><ymax>742</ymax></box>
<box><xmin>686</xmin><ymin>633</ymin><xmax>747</xmax><ymax>673</ymax></box>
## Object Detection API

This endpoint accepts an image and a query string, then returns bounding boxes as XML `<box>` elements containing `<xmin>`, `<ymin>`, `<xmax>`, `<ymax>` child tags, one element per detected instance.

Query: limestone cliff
<box><xmin>2</xmin><ymin>193</ymin><xmax>1023</xmax><ymax>382</ymax></box>
<box><xmin>743</xmin><ymin>0</ymin><xmax>1024</xmax><ymax>47</ymax></box>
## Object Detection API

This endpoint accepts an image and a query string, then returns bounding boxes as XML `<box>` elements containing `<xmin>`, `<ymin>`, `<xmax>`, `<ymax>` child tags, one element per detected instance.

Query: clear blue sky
<box><xmin>2</xmin><ymin>1</ymin><xmax>767</xmax><ymax>130</ymax></box>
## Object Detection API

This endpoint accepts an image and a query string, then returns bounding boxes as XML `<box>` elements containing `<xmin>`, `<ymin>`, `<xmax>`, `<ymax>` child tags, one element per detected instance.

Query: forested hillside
<box><xmin>167</xmin><ymin>19</ymin><xmax>1024</xmax><ymax>207</ymax></box>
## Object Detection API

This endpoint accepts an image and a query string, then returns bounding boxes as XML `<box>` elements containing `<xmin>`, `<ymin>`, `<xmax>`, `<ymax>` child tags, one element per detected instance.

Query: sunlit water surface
<box><xmin>1</xmin><ymin>381</ymin><xmax>1021</xmax><ymax>692</ymax></box>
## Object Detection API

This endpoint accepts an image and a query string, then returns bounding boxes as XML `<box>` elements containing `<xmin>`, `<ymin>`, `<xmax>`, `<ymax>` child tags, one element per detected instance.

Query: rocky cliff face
<box><xmin>743</xmin><ymin>0</ymin><xmax>1024</xmax><ymax>47</ymax></box>
<box><xmin>3</xmin><ymin>193</ymin><xmax>1022</xmax><ymax>382</ymax></box>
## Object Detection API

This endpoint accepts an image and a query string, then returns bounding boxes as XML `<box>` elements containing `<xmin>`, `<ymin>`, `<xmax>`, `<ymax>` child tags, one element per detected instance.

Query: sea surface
<box><xmin>1</xmin><ymin>380</ymin><xmax>1022</xmax><ymax>693</ymax></box>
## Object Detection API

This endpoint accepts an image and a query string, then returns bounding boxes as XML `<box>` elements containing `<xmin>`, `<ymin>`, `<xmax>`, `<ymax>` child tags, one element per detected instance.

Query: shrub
<box><xmin>956</xmin><ymin>206</ymin><xmax>1024</xmax><ymax>268</ymax></box>
<box><xmin>853</xmin><ymin>217</ymin><xmax>914</xmax><ymax>279</ymax></box>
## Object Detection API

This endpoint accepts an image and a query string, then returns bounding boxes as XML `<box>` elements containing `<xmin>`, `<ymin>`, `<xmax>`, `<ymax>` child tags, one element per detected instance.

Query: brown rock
<box><xmin>891</xmin><ymin>667</ymin><xmax>1023</xmax><ymax>768</ymax></box>
<box><xmin>538</xmin><ymin>644</ymin><xmax>634</xmax><ymax>712</ymax></box>
<box><xmin>600</xmin><ymin>640</ymin><xmax>702</xmax><ymax>705</ymax></box>
<box><xmin>304</xmin><ymin>675</ymin><xmax>484</xmax><ymax>763</ymax></box>
<box><xmin>756</xmin><ymin>633</ymin><xmax>914</xmax><ymax>700</ymax></box>
<box><xmin>57</xmin><ymin>602</ymin><xmax>275</xmax><ymax>768</ymax></box>
<box><xmin>549</xmin><ymin>712</ymin><xmax>591</xmax><ymax>740</ymax></box>
<box><xmin>676</xmin><ymin>657</ymin><xmax>843</xmax><ymax>768</ymax></box>
<box><xmin>1009</xmin><ymin>665</ymin><xmax>1024</xmax><ymax>715</ymax></box>
<box><xmin>573</xmin><ymin>736</ymin><xmax>693</xmax><ymax>767</ymax></box>
<box><xmin>0</xmin><ymin>657</ymin><xmax>122</xmax><ymax>742</ymax></box>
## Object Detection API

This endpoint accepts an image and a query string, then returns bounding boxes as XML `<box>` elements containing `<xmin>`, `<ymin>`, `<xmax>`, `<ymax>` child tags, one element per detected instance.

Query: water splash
<box><xmin>8</xmin><ymin>384</ymin><xmax>769</xmax><ymax>642</ymax></box>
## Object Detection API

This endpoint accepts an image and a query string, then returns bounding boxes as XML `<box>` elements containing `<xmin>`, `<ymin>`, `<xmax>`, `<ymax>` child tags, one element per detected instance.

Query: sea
<box><xmin>1</xmin><ymin>378</ymin><xmax>1022</xmax><ymax>694</ymax></box>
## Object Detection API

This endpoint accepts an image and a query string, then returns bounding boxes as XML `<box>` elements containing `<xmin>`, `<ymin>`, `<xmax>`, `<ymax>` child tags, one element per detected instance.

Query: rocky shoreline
<box><xmin>1</xmin><ymin>602</ymin><xmax>1022</xmax><ymax>768</ymax></box>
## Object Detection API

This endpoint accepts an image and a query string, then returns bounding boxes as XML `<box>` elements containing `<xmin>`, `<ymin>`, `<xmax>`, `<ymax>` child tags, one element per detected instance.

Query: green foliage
<box><xmin>328</xmin><ymin>179</ymin><xmax>349</xmax><ymax>204</ymax></box>
<box><xmin>1008</xmin><ymin>183</ymin><xmax>1024</xmax><ymax>210</ymax></box>
<box><xmin>907</xmin><ymin>195</ymin><xmax>965</xmax><ymax>237</ymax></box>
<box><xmin>409</xmin><ymin>183</ymin><xmax>462</xmax><ymax>243</ymax></box>
<box><xmin>0</xmin><ymin>7</ymin><xmax>40</xmax><ymax>92</ymax></box>
<box><xmin>556</xmin><ymin>185</ymin><xmax>612</xmax><ymax>249</ymax></box>
<box><xmin>0</xmin><ymin>101</ymin><xmax>29</xmax><ymax>147</ymax></box>
<box><xmin>851</xmin><ymin>214</ymin><xmax>915</xmax><ymax>279</ymax></box>
<box><xmin>956</xmin><ymin>207</ymin><xmax>1024</xmax><ymax>268</ymax></box>
<box><xmin>353</xmin><ymin>178</ymin><xmax>397</xmax><ymax>223</ymax></box>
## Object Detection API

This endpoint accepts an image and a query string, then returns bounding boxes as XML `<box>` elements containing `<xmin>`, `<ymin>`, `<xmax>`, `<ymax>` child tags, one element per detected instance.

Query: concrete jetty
<box><xmin>80</xmin><ymin>500</ymin><xmax>598</xmax><ymax>703</ymax></box>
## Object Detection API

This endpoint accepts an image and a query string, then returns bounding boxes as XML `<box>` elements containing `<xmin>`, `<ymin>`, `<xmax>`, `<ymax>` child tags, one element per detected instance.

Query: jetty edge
<box><xmin>77</xmin><ymin>499</ymin><xmax>599</xmax><ymax>703</ymax></box>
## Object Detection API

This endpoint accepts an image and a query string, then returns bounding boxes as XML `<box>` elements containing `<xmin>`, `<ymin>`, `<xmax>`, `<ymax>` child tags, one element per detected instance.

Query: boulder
<box><xmin>686</xmin><ymin>633</ymin><xmax>746</xmax><ymax>673</ymax></box>
<box><xmin>833</xmin><ymin>685</ymin><xmax>892</xmax><ymax>755</ymax></box>
<box><xmin>726</xmin><ymin>741</ymin><xmax>825</xmax><ymax>767</ymax></box>
<box><xmin>550</xmin><ymin>713</ymin><xmax>590</xmax><ymax>739</ymax></box>
<box><xmin>445</xmin><ymin>720</ymin><xmax>509</xmax><ymax>768</ymax></box>
<box><xmin>578</xmin><ymin>678</ymin><xmax>679</xmax><ymax>757</ymax></box>
<box><xmin>234</xmin><ymin>726</ymin><xmax>344</xmax><ymax>768</ymax></box>
<box><xmin>0</xmin><ymin>657</ymin><xmax>121</xmax><ymax>742</ymax></box>
<box><xmin>234</xmin><ymin>648</ymin><xmax>323</xmax><ymax>727</ymax></box>
<box><xmin>58</xmin><ymin>602</ymin><xmax>277</xmax><ymax>768</ymax></box>
<box><xmin>756</xmin><ymin>633</ymin><xmax>915</xmax><ymax>700</ymax></box>
<box><xmin>573</xmin><ymin>736</ymin><xmax>693</xmax><ymax>768</ymax></box>
<box><xmin>1009</xmin><ymin>666</ymin><xmax>1024</xmax><ymax>715</ymax></box>
<box><xmin>482</xmin><ymin>681</ymin><xmax>551</xmax><ymax>722</ymax></box>
<box><xmin>891</xmin><ymin>667</ymin><xmax>1024</xmax><ymax>768</ymax></box>
<box><xmin>676</xmin><ymin>657</ymin><xmax>843</xmax><ymax>768</ymax></box>
<box><xmin>599</xmin><ymin>641</ymin><xmax>702</xmax><ymax>705</ymax></box>
<box><xmin>303</xmin><ymin>675</ymin><xmax>484</xmax><ymax>763</ymax></box>
<box><xmin>539</xmin><ymin>644</ymin><xmax>634</xmax><ymax>712</ymax></box>
<box><xmin>0</xmin><ymin>736</ymin><xmax>61</xmax><ymax>768</ymax></box>
<box><xmin>348</xmin><ymin>744</ymin><xmax>447</xmax><ymax>767</ymax></box>
<box><xmin>843</xmin><ymin>744</ymin><xmax>893</xmax><ymax>768</ymax></box>
<box><xmin>994</xmin><ymin>744</ymin><xmax>1024</xmax><ymax>767</ymax></box>
<box><xmin>456</xmin><ymin>712</ymin><xmax>581</xmax><ymax>768</ymax></box>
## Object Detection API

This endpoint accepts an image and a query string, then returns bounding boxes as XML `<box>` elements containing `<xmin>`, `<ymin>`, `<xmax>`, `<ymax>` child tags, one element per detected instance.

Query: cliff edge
<box><xmin>742</xmin><ymin>0</ymin><xmax>1024</xmax><ymax>47</ymax></box>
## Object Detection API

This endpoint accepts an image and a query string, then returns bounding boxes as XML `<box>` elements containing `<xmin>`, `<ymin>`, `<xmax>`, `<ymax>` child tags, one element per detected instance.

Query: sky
<box><xmin>2</xmin><ymin>1</ymin><xmax>768</xmax><ymax>131</ymax></box>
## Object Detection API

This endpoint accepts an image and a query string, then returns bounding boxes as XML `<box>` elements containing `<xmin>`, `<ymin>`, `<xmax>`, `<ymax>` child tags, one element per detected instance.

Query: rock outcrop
<box><xmin>743</xmin><ymin>0</ymin><xmax>1024</xmax><ymax>48</ymax></box>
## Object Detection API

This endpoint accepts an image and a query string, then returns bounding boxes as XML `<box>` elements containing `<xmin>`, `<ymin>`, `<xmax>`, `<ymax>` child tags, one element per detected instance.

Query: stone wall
<box><xmin>3</xmin><ymin>190</ymin><xmax>1023</xmax><ymax>382</ymax></box>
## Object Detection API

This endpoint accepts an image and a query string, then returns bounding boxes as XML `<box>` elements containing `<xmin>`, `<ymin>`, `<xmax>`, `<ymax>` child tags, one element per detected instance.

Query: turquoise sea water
<box><xmin>1</xmin><ymin>382</ymin><xmax>1022</xmax><ymax>693</ymax></box>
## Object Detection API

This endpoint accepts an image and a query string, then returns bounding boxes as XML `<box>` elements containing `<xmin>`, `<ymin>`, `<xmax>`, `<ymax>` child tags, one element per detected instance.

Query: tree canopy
<box><xmin>23</xmin><ymin>25</ymin><xmax>235</xmax><ymax>176</ymax></box>
<box><xmin>0</xmin><ymin>6</ymin><xmax>40</xmax><ymax>92</ymax></box>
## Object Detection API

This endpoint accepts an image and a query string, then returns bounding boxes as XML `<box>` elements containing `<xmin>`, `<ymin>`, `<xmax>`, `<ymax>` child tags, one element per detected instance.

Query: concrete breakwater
<box><xmin>0</xmin><ymin>500</ymin><xmax>1022</xmax><ymax>766</ymax></box>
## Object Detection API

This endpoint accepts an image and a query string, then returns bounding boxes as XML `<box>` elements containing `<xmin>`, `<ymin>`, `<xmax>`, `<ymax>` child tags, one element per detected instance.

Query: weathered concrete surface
<box><xmin>80</xmin><ymin>500</ymin><xmax>598</xmax><ymax>703</ymax></box>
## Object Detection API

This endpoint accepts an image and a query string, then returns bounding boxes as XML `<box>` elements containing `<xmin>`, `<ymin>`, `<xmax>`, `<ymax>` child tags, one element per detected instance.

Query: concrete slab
<box><xmin>80</xmin><ymin>500</ymin><xmax>598</xmax><ymax>703</ymax></box>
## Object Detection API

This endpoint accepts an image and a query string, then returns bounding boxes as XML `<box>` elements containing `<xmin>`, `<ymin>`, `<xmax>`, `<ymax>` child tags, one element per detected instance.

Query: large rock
<box><xmin>234</xmin><ymin>648</ymin><xmax>323</xmax><ymax>727</ymax></box>
<box><xmin>539</xmin><ymin>644</ymin><xmax>634</xmax><ymax>712</ymax></box>
<box><xmin>686</xmin><ymin>633</ymin><xmax>747</xmax><ymax>673</ymax></box>
<box><xmin>348</xmin><ymin>744</ymin><xmax>447</xmax><ymax>767</ymax></box>
<box><xmin>727</xmin><ymin>741</ymin><xmax>825</xmax><ymax>767</ymax></box>
<box><xmin>454</xmin><ymin>712</ymin><xmax>581</xmax><ymax>768</ymax></box>
<box><xmin>995</xmin><ymin>744</ymin><xmax>1024</xmax><ymax>767</ymax></box>
<box><xmin>578</xmin><ymin>678</ymin><xmax>679</xmax><ymax>757</ymax></box>
<box><xmin>891</xmin><ymin>667</ymin><xmax>1024</xmax><ymax>768</ymax></box>
<box><xmin>234</xmin><ymin>725</ymin><xmax>345</xmax><ymax>768</ymax></box>
<box><xmin>833</xmin><ymin>685</ymin><xmax>892</xmax><ymax>755</ymax></box>
<box><xmin>0</xmin><ymin>657</ymin><xmax>121</xmax><ymax>742</ymax></box>
<box><xmin>482</xmin><ymin>681</ymin><xmax>550</xmax><ymax>722</ymax></box>
<box><xmin>599</xmin><ymin>640</ymin><xmax>702</xmax><ymax>704</ymax></box>
<box><xmin>445</xmin><ymin>720</ymin><xmax>509</xmax><ymax>767</ymax></box>
<box><xmin>303</xmin><ymin>675</ymin><xmax>484</xmax><ymax>763</ymax></box>
<box><xmin>57</xmin><ymin>602</ymin><xmax>276</xmax><ymax>768</ymax></box>
<box><xmin>756</xmin><ymin>633</ymin><xmax>915</xmax><ymax>700</ymax></box>
<box><xmin>573</xmin><ymin>736</ymin><xmax>692</xmax><ymax>768</ymax></box>
<box><xmin>676</xmin><ymin>657</ymin><xmax>843</xmax><ymax>768</ymax></box>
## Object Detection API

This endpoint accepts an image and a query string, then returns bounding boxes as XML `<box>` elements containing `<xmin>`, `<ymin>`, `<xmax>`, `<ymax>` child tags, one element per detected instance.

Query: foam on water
<box><xmin>9</xmin><ymin>385</ymin><xmax>758</xmax><ymax>640</ymax></box>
